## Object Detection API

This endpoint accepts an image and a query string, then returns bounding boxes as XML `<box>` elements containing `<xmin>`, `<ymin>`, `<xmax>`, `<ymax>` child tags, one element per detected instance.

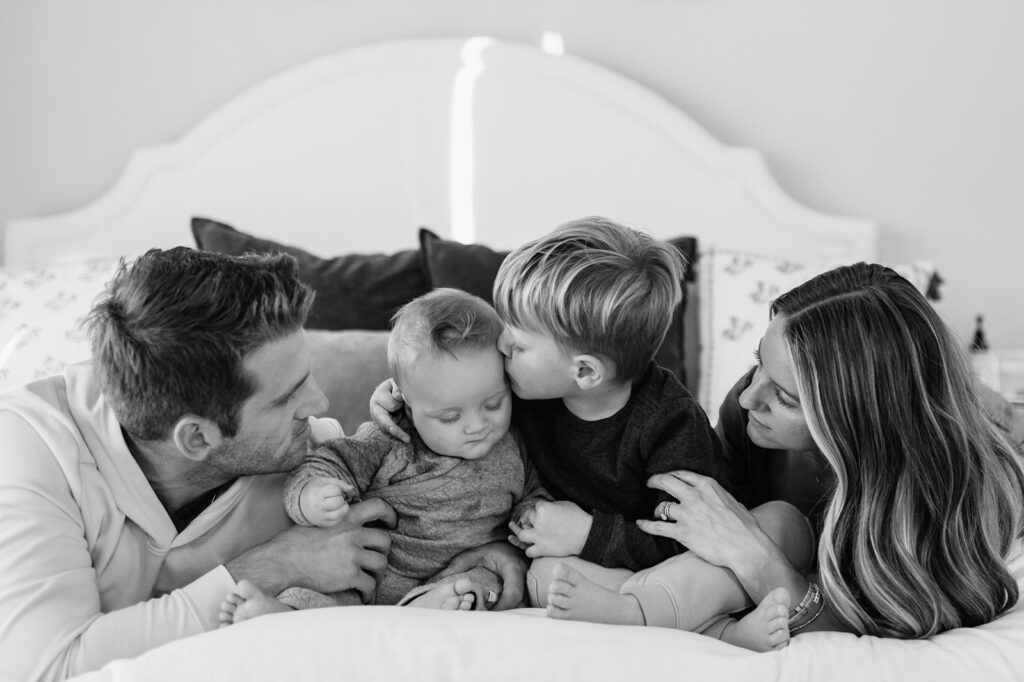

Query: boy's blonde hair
<box><xmin>387</xmin><ymin>287</ymin><xmax>504</xmax><ymax>386</ymax></box>
<box><xmin>493</xmin><ymin>216</ymin><xmax>684</xmax><ymax>382</ymax></box>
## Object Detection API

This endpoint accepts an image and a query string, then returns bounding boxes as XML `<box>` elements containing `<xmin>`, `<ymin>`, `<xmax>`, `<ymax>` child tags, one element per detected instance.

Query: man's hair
<box><xmin>492</xmin><ymin>216</ymin><xmax>684</xmax><ymax>382</ymax></box>
<box><xmin>388</xmin><ymin>288</ymin><xmax>503</xmax><ymax>387</ymax></box>
<box><xmin>774</xmin><ymin>262</ymin><xmax>1024</xmax><ymax>637</ymax></box>
<box><xmin>87</xmin><ymin>247</ymin><xmax>314</xmax><ymax>441</ymax></box>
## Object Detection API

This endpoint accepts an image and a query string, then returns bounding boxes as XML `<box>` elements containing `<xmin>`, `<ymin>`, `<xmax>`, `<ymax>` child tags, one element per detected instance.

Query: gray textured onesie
<box><xmin>283</xmin><ymin>417</ymin><xmax>545</xmax><ymax>605</ymax></box>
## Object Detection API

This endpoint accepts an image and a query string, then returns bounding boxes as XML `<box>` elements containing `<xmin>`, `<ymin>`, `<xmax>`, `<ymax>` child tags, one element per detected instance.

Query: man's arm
<box><xmin>225</xmin><ymin>498</ymin><xmax>394</xmax><ymax>599</ymax></box>
<box><xmin>0</xmin><ymin>412</ymin><xmax>394</xmax><ymax>682</ymax></box>
<box><xmin>0</xmin><ymin>412</ymin><xmax>232</xmax><ymax>682</ymax></box>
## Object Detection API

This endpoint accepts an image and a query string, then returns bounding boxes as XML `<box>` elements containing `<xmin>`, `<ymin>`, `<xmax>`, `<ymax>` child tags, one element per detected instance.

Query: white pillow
<box><xmin>697</xmin><ymin>249</ymin><xmax>846</xmax><ymax>422</ymax></box>
<box><xmin>0</xmin><ymin>258</ymin><xmax>121</xmax><ymax>391</ymax></box>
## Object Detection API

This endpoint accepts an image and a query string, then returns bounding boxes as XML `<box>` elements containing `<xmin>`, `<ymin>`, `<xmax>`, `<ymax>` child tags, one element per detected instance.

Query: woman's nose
<box><xmin>738</xmin><ymin>372</ymin><xmax>766</xmax><ymax>412</ymax></box>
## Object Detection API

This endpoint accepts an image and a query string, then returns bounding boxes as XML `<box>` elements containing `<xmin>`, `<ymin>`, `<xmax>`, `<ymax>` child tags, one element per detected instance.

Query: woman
<box><xmin>547</xmin><ymin>262</ymin><xmax>1024</xmax><ymax>647</ymax></box>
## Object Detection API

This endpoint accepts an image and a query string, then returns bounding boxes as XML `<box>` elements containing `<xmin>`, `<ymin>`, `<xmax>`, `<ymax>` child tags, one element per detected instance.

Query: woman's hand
<box><xmin>637</xmin><ymin>471</ymin><xmax>768</xmax><ymax>572</ymax></box>
<box><xmin>368</xmin><ymin>378</ymin><xmax>411</xmax><ymax>443</ymax></box>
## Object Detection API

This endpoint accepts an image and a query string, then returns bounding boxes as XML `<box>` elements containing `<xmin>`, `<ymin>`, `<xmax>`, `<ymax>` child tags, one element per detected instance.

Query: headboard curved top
<box><xmin>5</xmin><ymin>37</ymin><xmax>877</xmax><ymax>267</ymax></box>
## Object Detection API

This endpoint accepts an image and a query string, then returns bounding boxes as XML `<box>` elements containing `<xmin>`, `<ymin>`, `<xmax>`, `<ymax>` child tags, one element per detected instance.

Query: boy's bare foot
<box><xmin>721</xmin><ymin>587</ymin><xmax>791</xmax><ymax>651</ymax></box>
<box><xmin>219</xmin><ymin>579</ymin><xmax>293</xmax><ymax>626</ymax></box>
<box><xmin>545</xmin><ymin>561</ymin><xmax>644</xmax><ymax>625</ymax></box>
<box><xmin>406</xmin><ymin>577</ymin><xmax>477</xmax><ymax>610</ymax></box>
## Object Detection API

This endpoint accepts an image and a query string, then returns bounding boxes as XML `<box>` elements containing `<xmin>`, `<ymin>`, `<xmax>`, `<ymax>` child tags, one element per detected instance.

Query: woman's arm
<box><xmin>639</xmin><ymin>470</ymin><xmax>852</xmax><ymax>634</ymax></box>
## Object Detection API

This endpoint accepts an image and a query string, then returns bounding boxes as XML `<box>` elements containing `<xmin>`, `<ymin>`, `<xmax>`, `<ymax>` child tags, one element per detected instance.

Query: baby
<box><xmin>221</xmin><ymin>288</ymin><xmax>546</xmax><ymax>624</ymax></box>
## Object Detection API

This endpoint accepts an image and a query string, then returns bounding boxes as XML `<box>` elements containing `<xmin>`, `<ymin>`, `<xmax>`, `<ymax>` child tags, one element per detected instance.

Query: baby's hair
<box><xmin>493</xmin><ymin>216</ymin><xmax>684</xmax><ymax>382</ymax></box>
<box><xmin>388</xmin><ymin>287</ymin><xmax>504</xmax><ymax>386</ymax></box>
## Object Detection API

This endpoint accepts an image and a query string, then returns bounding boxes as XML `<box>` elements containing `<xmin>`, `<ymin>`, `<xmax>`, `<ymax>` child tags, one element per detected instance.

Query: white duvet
<box><xmin>71</xmin><ymin>542</ymin><xmax>1024</xmax><ymax>682</ymax></box>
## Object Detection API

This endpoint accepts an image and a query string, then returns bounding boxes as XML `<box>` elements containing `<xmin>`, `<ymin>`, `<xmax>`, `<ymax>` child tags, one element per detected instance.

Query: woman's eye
<box><xmin>774</xmin><ymin>389</ymin><xmax>795</xmax><ymax>409</ymax></box>
<box><xmin>752</xmin><ymin>349</ymin><xmax>762</xmax><ymax>365</ymax></box>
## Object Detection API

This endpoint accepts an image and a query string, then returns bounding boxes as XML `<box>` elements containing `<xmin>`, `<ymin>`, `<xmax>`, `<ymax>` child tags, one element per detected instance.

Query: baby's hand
<box><xmin>507</xmin><ymin>502</ymin><xmax>538</xmax><ymax>550</ymax></box>
<box><xmin>299</xmin><ymin>477</ymin><xmax>358</xmax><ymax>527</ymax></box>
<box><xmin>508</xmin><ymin>500</ymin><xmax>592</xmax><ymax>558</ymax></box>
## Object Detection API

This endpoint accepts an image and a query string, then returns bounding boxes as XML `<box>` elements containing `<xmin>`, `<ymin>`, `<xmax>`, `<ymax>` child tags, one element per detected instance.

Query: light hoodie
<box><xmin>0</xmin><ymin>364</ymin><xmax>292</xmax><ymax>682</ymax></box>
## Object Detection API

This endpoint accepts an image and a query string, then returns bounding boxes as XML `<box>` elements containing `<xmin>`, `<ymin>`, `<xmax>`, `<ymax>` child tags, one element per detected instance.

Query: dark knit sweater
<box><xmin>513</xmin><ymin>362</ymin><xmax>724</xmax><ymax>571</ymax></box>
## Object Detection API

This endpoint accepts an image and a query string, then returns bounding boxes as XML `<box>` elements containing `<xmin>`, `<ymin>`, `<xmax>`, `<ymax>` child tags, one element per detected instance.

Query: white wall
<box><xmin>2</xmin><ymin>0</ymin><xmax>1021</xmax><ymax>346</ymax></box>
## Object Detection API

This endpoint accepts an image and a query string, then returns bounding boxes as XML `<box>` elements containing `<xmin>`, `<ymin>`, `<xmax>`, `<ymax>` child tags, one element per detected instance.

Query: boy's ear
<box><xmin>170</xmin><ymin>415</ymin><xmax>222</xmax><ymax>462</ymax></box>
<box><xmin>571</xmin><ymin>354</ymin><xmax>610</xmax><ymax>391</ymax></box>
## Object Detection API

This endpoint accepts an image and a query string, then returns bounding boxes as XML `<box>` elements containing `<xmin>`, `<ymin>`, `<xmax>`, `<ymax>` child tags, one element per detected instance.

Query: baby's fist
<box><xmin>300</xmin><ymin>478</ymin><xmax>357</xmax><ymax>527</ymax></box>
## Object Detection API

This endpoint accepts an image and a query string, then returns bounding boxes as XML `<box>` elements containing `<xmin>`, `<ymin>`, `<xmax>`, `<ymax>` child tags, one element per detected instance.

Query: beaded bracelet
<box><xmin>787</xmin><ymin>581</ymin><xmax>824</xmax><ymax>633</ymax></box>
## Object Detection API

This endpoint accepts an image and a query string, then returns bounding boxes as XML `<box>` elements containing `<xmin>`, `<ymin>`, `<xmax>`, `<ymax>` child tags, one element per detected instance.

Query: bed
<box><xmin>2</xmin><ymin>37</ymin><xmax>1021</xmax><ymax>681</ymax></box>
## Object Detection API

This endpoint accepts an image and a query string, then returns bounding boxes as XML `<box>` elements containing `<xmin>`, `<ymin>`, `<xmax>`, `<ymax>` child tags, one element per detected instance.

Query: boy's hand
<box><xmin>300</xmin><ymin>477</ymin><xmax>358</xmax><ymax>527</ymax></box>
<box><xmin>508</xmin><ymin>500</ymin><xmax>592</xmax><ymax>558</ymax></box>
<box><xmin>369</xmin><ymin>378</ymin><xmax>411</xmax><ymax>443</ymax></box>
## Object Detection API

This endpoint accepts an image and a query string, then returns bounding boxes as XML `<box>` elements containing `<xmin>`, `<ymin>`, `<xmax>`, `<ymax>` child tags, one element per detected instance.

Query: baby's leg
<box><xmin>715</xmin><ymin>588</ymin><xmax>792</xmax><ymax>652</ymax></box>
<box><xmin>622</xmin><ymin>501</ymin><xmax>813</xmax><ymax>632</ymax></box>
<box><xmin>546</xmin><ymin>561</ymin><xmax>645</xmax><ymax>625</ymax></box>
<box><xmin>219</xmin><ymin>580</ymin><xmax>293</xmax><ymax>626</ymax></box>
<box><xmin>527</xmin><ymin>556</ymin><xmax>633</xmax><ymax>608</ymax></box>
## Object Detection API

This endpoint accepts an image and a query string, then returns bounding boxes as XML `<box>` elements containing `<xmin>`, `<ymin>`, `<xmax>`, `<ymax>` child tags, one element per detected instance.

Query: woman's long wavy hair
<box><xmin>773</xmin><ymin>262</ymin><xmax>1024</xmax><ymax>637</ymax></box>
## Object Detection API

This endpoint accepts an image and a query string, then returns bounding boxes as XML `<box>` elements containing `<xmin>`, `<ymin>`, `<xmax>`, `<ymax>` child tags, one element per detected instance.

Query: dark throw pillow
<box><xmin>191</xmin><ymin>218</ymin><xmax>430</xmax><ymax>330</ymax></box>
<box><xmin>417</xmin><ymin>227</ymin><xmax>696</xmax><ymax>389</ymax></box>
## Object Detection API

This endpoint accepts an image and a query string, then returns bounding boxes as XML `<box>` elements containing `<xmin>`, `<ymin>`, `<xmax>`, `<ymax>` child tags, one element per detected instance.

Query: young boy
<box><xmin>372</xmin><ymin>217</ymin><xmax>810</xmax><ymax>651</ymax></box>
<box><xmin>220</xmin><ymin>288</ymin><xmax>547</xmax><ymax>624</ymax></box>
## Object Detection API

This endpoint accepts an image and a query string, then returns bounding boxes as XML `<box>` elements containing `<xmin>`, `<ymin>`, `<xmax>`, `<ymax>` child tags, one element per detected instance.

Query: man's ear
<box><xmin>170</xmin><ymin>415</ymin><xmax>222</xmax><ymax>462</ymax></box>
<box><xmin>571</xmin><ymin>354</ymin><xmax>611</xmax><ymax>391</ymax></box>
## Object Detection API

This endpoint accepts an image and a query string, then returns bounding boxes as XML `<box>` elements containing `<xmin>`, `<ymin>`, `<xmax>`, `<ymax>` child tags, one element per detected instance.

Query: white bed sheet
<box><xmin>71</xmin><ymin>542</ymin><xmax>1024</xmax><ymax>682</ymax></box>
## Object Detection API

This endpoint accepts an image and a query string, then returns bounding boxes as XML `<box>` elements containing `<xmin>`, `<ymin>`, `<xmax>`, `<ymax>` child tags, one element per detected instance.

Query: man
<box><xmin>0</xmin><ymin>248</ymin><xmax>524</xmax><ymax>682</ymax></box>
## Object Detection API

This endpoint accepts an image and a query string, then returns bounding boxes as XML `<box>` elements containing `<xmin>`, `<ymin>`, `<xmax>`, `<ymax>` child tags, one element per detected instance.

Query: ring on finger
<box><xmin>656</xmin><ymin>501</ymin><xmax>674</xmax><ymax>522</ymax></box>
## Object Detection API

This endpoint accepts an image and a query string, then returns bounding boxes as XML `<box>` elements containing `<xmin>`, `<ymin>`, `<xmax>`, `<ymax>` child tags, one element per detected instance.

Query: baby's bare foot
<box><xmin>721</xmin><ymin>587</ymin><xmax>791</xmax><ymax>652</ymax></box>
<box><xmin>219</xmin><ymin>579</ymin><xmax>293</xmax><ymax>626</ymax></box>
<box><xmin>407</xmin><ymin>577</ymin><xmax>477</xmax><ymax>610</ymax></box>
<box><xmin>545</xmin><ymin>562</ymin><xmax>644</xmax><ymax>625</ymax></box>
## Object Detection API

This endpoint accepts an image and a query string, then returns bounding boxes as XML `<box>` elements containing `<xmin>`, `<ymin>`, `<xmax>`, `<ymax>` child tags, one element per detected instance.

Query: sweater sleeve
<box><xmin>0</xmin><ymin>412</ymin><xmax>237</xmax><ymax>682</ymax></box>
<box><xmin>579</xmin><ymin>396</ymin><xmax>724</xmax><ymax>571</ymax></box>
<box><xmin>283</xmin><ymin>422</ymin><xmax>389</xmax><ymax>525</ymax></box>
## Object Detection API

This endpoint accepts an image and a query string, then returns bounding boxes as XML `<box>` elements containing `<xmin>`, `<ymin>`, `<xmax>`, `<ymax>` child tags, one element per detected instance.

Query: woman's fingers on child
<box><xmin>636</xmin><ymin>518</ymin><xmax>687</xmax><ymax>543</ymax></box>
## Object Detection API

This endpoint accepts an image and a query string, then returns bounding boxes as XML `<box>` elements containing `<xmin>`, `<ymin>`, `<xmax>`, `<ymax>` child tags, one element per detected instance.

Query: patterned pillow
<box><xmin>0</xmin><ymin>259</ymin><xmax>121</xmax><ymax>390</ymax></box>
<box><xmin>697</xmin><ymin>251</ymin><xmax>938</xmax><ymax>421</ymax></box>
<box><xmin>697</xmin><ymin>249</ymin><xmax>845</xmax><ymax>420</ymax></box>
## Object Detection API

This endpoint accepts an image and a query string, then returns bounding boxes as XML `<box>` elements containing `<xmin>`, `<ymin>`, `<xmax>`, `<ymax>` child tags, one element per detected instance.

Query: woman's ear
<box><xmin>170</xmin><ymin>415</ymin><xmax>222</xmax><ymax>462</ymax></box>
<box><xmin>571</xmin><ymin>354</ymin><xmax>611</xmax><ymax>391</ymax></box>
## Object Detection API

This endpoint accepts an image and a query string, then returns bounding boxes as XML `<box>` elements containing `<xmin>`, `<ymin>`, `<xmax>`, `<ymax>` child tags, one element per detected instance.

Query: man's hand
<box><xmin>434</xmin><ymin>541</ymin><xmax>527</xmax><ymax>610</ymax></box>
<box><xmin>508</xmin><ymin>500</ymin><xmax>591</xmax><ymax>559</ymax></box>
<box><xmin>226</xmin><ymin>497</ymin><xmax>396</xmax><ymax>602</ymax></box>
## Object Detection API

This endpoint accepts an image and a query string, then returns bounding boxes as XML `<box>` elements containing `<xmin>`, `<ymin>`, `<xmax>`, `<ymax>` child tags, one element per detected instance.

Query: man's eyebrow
<box><xmin>272</xmin><ymin>372</ymin><xmax>310</xmax><ymax>405</ymax></box>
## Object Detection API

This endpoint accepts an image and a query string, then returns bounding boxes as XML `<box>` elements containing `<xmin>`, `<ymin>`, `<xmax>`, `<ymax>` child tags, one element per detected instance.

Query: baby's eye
<box><xmin>484</xmin><ymin>397</ymin><xmax>505</xmax><ymax>411</ymax></box>
<box><xmin>438</xmin><ymin>414</ymin><xmax>460</xmax><ymax>425</ymax></box>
